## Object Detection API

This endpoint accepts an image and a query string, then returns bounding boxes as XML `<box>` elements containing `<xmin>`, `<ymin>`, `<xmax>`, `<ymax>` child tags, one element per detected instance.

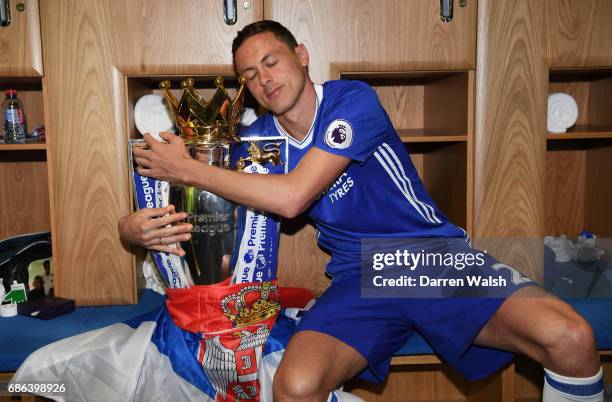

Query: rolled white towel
<box><xmin>134</xmin><ymin>94</ymin><xmax>176</xmax><ymax>140</ymax></box>
<box><xmin>240</xmin><ymin>107</ymin><xmax>258</xmax><ymax>126</ymax></box>
<box><xmin>547</xmin><ymin>92</ymin><xmax>578</xmax><ymax>133</ymax></box>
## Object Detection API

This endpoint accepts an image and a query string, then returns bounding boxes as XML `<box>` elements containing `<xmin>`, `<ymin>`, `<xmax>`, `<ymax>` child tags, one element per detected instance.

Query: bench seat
<box><xmin>1</xmin><ymin>292</ymin><xmax>610</xmax><ymax>372</ymax></box>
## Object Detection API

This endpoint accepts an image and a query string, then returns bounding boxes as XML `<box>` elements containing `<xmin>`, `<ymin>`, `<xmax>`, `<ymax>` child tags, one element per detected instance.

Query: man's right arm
<box><xmin>135</xmin><ymin>133</ymin><xmax>352</xmax><ymax>219</ymax></box>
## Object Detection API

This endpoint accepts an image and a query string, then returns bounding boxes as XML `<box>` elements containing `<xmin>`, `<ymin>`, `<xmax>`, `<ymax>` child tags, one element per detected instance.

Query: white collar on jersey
<box><xmin>273</xmin><ymin>83</ymin><xmax>323</xmax><ymax>149</ymax></box>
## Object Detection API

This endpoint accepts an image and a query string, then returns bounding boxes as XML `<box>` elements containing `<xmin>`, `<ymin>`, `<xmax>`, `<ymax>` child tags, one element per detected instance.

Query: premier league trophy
<box><xmin>158</xmin><ymin>76</ymin><xmax>245</xmax><ymax>285</ymax></box>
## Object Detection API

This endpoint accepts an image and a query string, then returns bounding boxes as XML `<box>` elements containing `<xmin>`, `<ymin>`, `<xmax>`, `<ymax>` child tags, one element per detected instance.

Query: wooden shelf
<box><xmin>391</xmin><ymin>354</ymin><xmax>442</xmax><ymax>365</ymax></box>
<box><xmin>398</xmin><ymin>129</ymin><xmax>467</xmax><ymax>143</ymax></box>
<box><xmin>0</xmin><ymin>140</ymin><xmax>46</xmax><ymax>150</ymax></box>
<box><xmin>549</xmin><ymin>68</ymin><xmax>612</xmax><ymax>82</ymax></box>
<box><xmin>545</xmin><ymin>68</ymin><xmax>612</xmax><ymax>238</ymax></box>
<box><xmin>127</xmin><ymin>74</ymin><xmax>240</xmax><ymax>87</ymax></box>
<box><xmin>547</xmin><ymin>126</ymin><xmax>612</xmax><ymax>140</ymax></box>
<box><xmin>338</xmin><ymin>70</ymin><xmax>472</xmax><ymax>144</ymax></box>
<box><xmin>340</xmin><ymin>70</ymin><xmax>468</xmax><ymax>84</ymax></box>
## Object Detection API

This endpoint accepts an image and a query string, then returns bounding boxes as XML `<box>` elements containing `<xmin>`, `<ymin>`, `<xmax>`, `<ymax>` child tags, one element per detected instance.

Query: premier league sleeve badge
<box><xmin>324</xmin><ymin>119</ymin><xmax>353</xmax><ymax>149</ymax></box>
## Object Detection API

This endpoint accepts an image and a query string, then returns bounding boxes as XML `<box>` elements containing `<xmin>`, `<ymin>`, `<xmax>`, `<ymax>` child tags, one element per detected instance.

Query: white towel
<box><xmin>134</xmin><ymin>94</ymin><xmax>176</xmax><ymax>140</ymax></box>
<box><xmin>547</xmin><ymin>92</ymin><xmax>579</xmax><ymax>133</ymax></box>
<box><xmin>239</xmin><ymin>107</ymin><xmax>258</xmax><ymax>126</ymax></box>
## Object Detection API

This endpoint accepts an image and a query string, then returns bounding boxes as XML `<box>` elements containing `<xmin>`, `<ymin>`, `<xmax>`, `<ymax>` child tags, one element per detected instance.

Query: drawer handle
<box><xmin>224</xmin><ymin>0</ymin><xmax>237</xmax><ymax>25</ymax></box>
<box><xmin>0</xmin><ymin>0</ymin><xmax>10</xmax><ymax>27</ymax></box>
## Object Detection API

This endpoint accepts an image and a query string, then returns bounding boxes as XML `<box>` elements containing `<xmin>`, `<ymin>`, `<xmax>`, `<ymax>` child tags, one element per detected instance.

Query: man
<box><xmin>121</xmin><ymin>20</ymin><xmax>604</xmax><ymax>402</ymax></box>
<box><xmin>28</xmin><ymin>275</ymin><xmax>45</xmax><ymax>300</ymax></box>
<box><xmin>42</xmin><ymin>259</ymin><xmax>54</xmax><ymax>296</ymax></box>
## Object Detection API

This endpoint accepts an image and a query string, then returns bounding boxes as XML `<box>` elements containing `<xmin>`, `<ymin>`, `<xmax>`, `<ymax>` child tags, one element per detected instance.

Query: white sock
<box><xmin>543</xmin><ymin>367</ymin><xmax>604</xmax><ymax>402</ymax></box>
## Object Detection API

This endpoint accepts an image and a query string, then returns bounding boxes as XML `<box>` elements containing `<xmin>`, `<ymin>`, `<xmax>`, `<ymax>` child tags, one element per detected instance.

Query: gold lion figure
<box><xmin>236</xmin><ymin>142</ymin><xmax>282</xmax><ymax>171</ymax></box>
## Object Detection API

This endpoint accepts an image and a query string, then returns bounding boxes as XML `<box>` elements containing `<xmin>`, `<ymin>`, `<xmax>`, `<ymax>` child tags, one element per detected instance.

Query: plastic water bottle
<box><xmin>2</xmin><ymin>89</ymin><xmax>27</xmax><ymax>143</ymax></box>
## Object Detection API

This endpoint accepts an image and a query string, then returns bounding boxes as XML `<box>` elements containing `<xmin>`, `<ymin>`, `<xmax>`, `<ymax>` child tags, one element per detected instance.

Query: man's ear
<box><xmin>295</xmin><ymin>44</ymin><xmax>309</xmax><ymax>68</ymax></box>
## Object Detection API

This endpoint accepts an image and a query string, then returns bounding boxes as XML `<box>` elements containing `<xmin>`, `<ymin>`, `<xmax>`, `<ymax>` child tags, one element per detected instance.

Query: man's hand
<box><xmin>118</xmin><ymin>205</ymin><xmax>192</xmax><ymax>256</ymax></box>
<box><xmin>133</xmin><ymin>132</ymin><xmax>193</xmax><ymax>184</ymax></box>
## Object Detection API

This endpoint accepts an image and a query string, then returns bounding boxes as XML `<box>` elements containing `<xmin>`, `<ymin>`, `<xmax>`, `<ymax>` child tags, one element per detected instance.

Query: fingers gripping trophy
<box><xmin>158</xmin><ymin>76</ymin><xmax>245</xmax><ymax>285</ymax></box>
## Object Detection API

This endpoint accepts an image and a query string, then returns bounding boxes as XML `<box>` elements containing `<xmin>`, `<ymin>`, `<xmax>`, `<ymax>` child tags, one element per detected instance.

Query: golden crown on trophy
<box><xmin>221</xmin><ymin>282</ymin><xmax>281</xmax><ymax>327</ymax></box>
<box><xmin>159</xmin><ymin>76</ymin><xmax>246</xmax><ymax>145</ymax></box>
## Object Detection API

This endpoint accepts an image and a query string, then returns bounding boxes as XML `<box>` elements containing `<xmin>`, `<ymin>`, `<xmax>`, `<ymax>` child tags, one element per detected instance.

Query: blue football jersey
<box><xmin>242</xmin><ymin>80</ymin><xmax>466</xmax><ymax>277</ymax></box>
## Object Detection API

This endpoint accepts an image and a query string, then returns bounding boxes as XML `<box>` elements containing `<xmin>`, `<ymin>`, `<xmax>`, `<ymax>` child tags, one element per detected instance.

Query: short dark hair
<box><xmin>232</xmin><ymin>20</ymin><xmax>298</xmax><ymax>69</ymax></box>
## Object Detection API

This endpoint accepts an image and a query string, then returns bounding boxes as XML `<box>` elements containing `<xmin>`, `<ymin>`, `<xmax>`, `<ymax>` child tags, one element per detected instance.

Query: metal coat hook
<box><xmin>1</xmin><ymin>0</ymin><xmax>11</xmax><ymax>27</ymax></box>
<box><xmin>224</xmin><ymin>0</ymin><xmax>237</xmax><ymax>25</ymax></box>
<box><xmin>440</xmin><ymin>0</ymin><xmax>453</xmax><ymax>22</ymax></box>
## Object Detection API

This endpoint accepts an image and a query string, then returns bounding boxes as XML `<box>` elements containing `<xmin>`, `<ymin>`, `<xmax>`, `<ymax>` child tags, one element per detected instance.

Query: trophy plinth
<box><xmin>159</xmin><ymin>76</ymin><xmax>245</xmax><ymax>285</ymax></box>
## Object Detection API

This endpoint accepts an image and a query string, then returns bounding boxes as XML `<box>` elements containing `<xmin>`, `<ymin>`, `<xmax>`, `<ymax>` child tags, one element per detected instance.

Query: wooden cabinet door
<box><xmin>474</xmin><ymin>0</ymin><xmax>547</xmax><ymax>282</ymax></box>
<box><xmin>545</xmin><ymin>0</ymin><xmax>612</xmax><ymax>67</ymax></box>
<box><xmin>0</xmin><ymin>0</ymin><xmax>42</xmax><ymax>76</ymax></box>
<box><xmin>265</xmin><ymin>0</ymin><xmax>476</xmax><ymax>82</ymax></box>
<box><xmin>40</xmin><ymin>0</ymin><xmax>262</xmax><ymax>305</ymax></box>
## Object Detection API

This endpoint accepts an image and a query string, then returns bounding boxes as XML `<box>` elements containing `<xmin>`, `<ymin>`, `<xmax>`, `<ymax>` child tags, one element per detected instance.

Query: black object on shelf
<box><xmin>17</xmin><ymin>296</ymin><xmax>75</xmax><ymax>320</ymax></box>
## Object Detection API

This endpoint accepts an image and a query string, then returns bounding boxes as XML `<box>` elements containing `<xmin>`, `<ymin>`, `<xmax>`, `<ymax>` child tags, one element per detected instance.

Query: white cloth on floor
<box><xmin>545</xmin><ymin>235</ymin><xmax>574</xmax><ymax>262</ymax></box>
<box><xmin>545</xmin><ymin>233</ymin><xmax>605</xmax><ymax>263</ymax></box>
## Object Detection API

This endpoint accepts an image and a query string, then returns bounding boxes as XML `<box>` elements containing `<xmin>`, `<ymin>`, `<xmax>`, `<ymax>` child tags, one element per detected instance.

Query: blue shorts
<box><xmin>296</xmin><ymin>266</ymin><xmax>535</xmax><ymax>382</ymax></box>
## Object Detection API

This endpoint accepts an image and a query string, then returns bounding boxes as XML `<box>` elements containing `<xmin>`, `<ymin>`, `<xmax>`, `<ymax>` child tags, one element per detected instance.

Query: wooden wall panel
<box><xmin>424</xmin><ymin>143</ymin><xmax>468</xmax><ymax>230</ymax></box>
<box><xmin>110</xmin><ymin>0</ymin><xmax>263</xmax><ymax>74</ymax></box>
<box><xmin>589</xmin><ymin>76</ymin><xmax>612</xmax><ymax>128</ymax></box>
<box><xmin>40</xmin><ymin>0</ymin><xmax>134</xmax><ymax>305</ymax></box>
<box><xmin>545</xmin><ymin>0</ymin><xmax>612</xmax><ymax>68</ymax></box>
<box><xmin>579</xmin><ymin>75</ymin><xmax>612</xmax><ymax>237</ymax></box>
<box><xmin>474</xmin><ymin>0</ymin><xmax>547</xmax><ymax>281</ymax></box>
<box><xmin>467</xmin><ymin>363</ymin><xmax>515</xmax><ymax>402</ymax></box>
<box><xmin>373</xmin><ymin>85</ymin><xmax>425</xmax><ymax>131</ymax></box>
<box><xmin>346</xmin><ymin>364</ymin><xmax>467</xmax><ymax>401</ymax></box>
<box><xmin>40</xmin><ymin>0</ymin><xmax>262</xmax><ymax>304</ymax></box>
<box><xmin>17</xmin><ymin>88</ymin><xmax>45</xmax><ymax>129</ymax></box>
<box><xmin>585</xmin><ymin>145</ymin><xmax>612</xmax><ymax>236</ymax></box>
<box><xmin>424</xmin><ymin>73</ymin><xmax>469</xmax><ymax>134</ymax></box>
<box><xmin>266</xmin><ymin>0</ymin><xmax>477</xmax><ymax>82</ymax></box>
<box><xmin>277</xmin><ymin>219</ymin><xmax>330</xmax><ymax>296</ymax></box>
<box><xmin>0</xmin><ymin>0</ymin><xmax>43</xmax><ymax>76</ymax></box>
<box><xmin>0</xmin><ymin>153</ymin><xmax>49</xmax><ymax>238</ymax></box>
<box><xmin>545</xmin><ymin>148</ymin><xmax>586</xmax><ymax>236</ymax></box>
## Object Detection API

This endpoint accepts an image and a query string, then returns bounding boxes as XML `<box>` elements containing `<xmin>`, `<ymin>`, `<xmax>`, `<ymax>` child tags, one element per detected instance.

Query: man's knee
<box><xmin>548</xmin><ymin>312</ymin><xmax>596</xmax><ymax>356</ymax></box>
<box><xmin>541</xmin><ymin>304</ymin><xmax>600</xmax><ymax>375</ymax></box>
<box><xmin>273</xmin><ymin>365</ymin><xmax>330</xmax><ymax>402</ymax></box>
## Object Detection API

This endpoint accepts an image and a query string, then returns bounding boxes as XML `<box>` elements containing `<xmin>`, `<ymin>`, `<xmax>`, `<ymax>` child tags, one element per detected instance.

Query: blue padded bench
<box><xmin>0</xmin><ymin>290</ymin><xmax>166</xmax><ymax>372</ymax></box>
<box><xmin>1</xmin><ymin>291</ymin><xmax>611</xmax><ymax>372</ymax></box>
